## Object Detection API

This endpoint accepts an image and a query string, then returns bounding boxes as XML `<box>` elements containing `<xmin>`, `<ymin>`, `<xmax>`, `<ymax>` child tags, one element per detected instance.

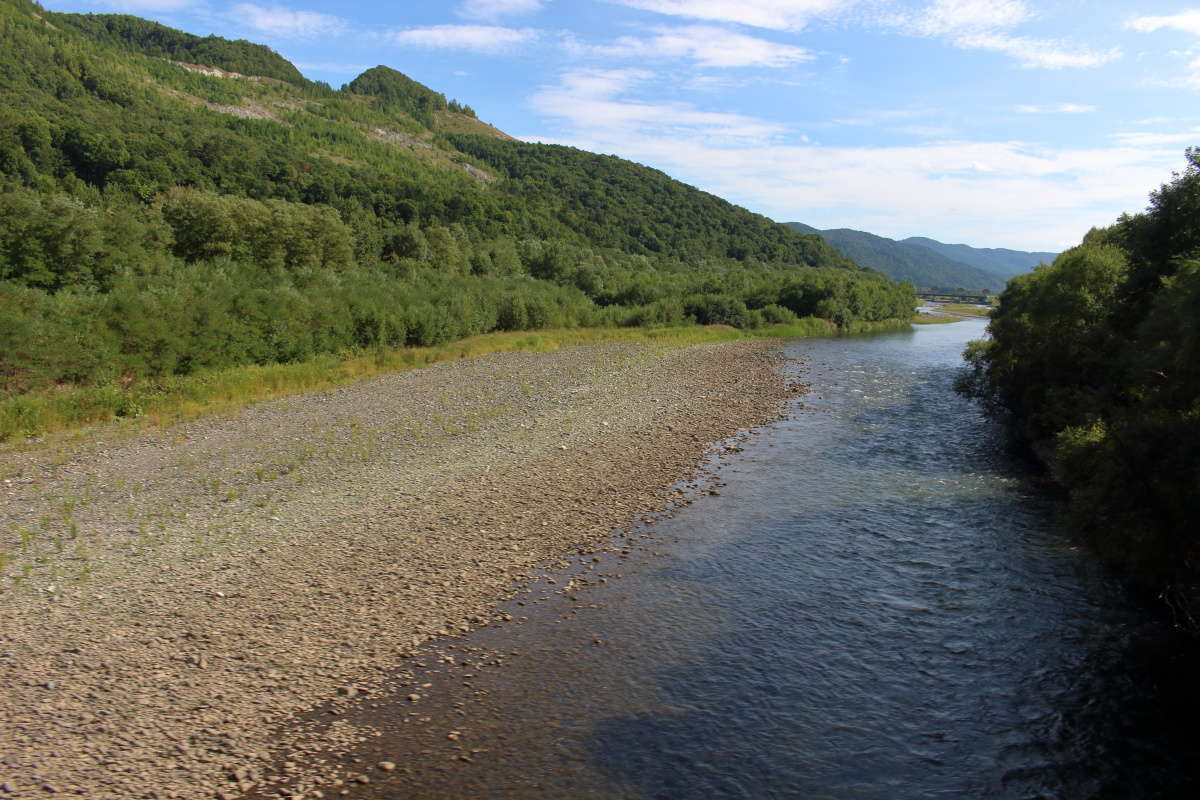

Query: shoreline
<box><xmin>0</xmin><ymin>339</ymin><xmax>793</xmax><ymax>799</ymax></box>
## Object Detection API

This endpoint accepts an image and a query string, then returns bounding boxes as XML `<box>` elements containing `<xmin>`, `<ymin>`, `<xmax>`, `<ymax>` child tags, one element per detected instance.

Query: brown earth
<box><xmin>0</xmin><ymin>339</ymin><xmax>794</xmax><ymax>799</ymax></box>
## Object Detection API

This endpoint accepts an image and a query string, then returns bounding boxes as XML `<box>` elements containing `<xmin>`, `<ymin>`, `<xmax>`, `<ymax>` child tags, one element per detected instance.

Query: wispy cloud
<box><xmin>457</xmin><ymin>0</ymin><xmax>545</xmax><ymax>21</ymax></box>
<box><xmin>608</xmin><ymin>0</ymin><xmax>860</xmax><ymax>31</ymax></box>
<box><xmin>907</xmin><ymin>0</ymin><xmax>1031</xmax><ymax>36</ymax></box>
<box><xmin>954</xmin><ymin>33</ymin><xmax>1119</xmax><ymax>69</ymax></box>
<box><xmin>1128</xmin><ymin>10</ymin><xmax>1200</xmax><ymax>37</ymax></box>
<box><xmin>1128</xmin><ymin>10</ymin><xmax>1200</xmax><ymax>90</ymax></box>
<box><xmin>530</xmin><ymin>68</ymin><xmax>786</xmax><ymax>145</ymax></box>
<box><xmin>607</xmin><ymin>1</ymin><xmax>1117</xmax><ymax>70</ymax></box>
<box><xmin>527</xmin><ymin>67</ymin><xmax>1178</xmax><ymax>249</ymax></box>
<box><xmin>580</xmin><ymin>25</ymin><xmax>814</xmax><ymax>68</ymax></box>
<box><xmin>1016</xmin><ymin>103</ymin><xmax>1097</xmax><ymax>114</ymax></box>
<box><xmin>1111</xmin><ymin>128</ymin><xmax>1200</xmax><ymax>147</ymax></box>
<box><xmin>387</xmin><ymin>25</ymin><xmax>540</xmax><ymax>54</ymax></box>
<box><xmin>228</xmin><ymin>3</ymin><xmax>347</xmax><ymax>39</ymax></box>
<box><xmin>898</xmin><ymin>0</ymin><xmax>1119</xmax><ymax>69</ymax></box>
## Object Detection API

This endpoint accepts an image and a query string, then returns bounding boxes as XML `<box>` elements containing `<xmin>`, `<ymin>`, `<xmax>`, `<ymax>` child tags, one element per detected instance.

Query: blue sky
<box><xmin>39</xmin><ymin>0</ymin><xmax>1200</xmax><ymax>251</ymax></box>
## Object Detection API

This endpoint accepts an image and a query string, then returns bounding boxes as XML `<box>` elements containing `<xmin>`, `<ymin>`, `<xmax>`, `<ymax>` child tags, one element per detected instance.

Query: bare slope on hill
<box><xmin>0</xmin><ymin>339</ymin><xmax>791</xmax><ymax>799</ymax></box>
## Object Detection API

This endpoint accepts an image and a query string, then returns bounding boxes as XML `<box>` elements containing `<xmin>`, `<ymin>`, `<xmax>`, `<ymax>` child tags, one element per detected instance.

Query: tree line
<box><xmin>0</xmin><ymin>0</ymin><xmax>914</xmax><ymax>400</ymax></box>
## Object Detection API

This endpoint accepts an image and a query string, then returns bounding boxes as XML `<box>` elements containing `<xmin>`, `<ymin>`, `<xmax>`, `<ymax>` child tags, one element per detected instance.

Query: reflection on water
<box><xmin>349</xmin><ymin>319</ymin><xmax>1199</xmax><ymax>799</ymax></box>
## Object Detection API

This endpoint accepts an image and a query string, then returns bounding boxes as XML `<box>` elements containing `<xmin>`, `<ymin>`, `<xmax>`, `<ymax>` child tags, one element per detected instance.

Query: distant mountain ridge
<box><xmin>901</xmin><ymin>237</ymin><xmax>1056</xmax><ymax>281</ymax></box>
<box><xmin>786</xmin><ymin>223</ymin><xmax>997</xmax><ymax>290</ymax></box>
<box><xmin>786</xmin><ymin>223</ymin><xmax>1056</xmax><ymax>290</ymax></box>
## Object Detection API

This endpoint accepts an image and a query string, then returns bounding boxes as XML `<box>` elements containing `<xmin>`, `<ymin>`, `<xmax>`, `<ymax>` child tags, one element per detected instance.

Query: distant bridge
<box><xmin>916</xmin><ymin>290</ymin><xmax>995</xmax><ymax>304</ymax></box>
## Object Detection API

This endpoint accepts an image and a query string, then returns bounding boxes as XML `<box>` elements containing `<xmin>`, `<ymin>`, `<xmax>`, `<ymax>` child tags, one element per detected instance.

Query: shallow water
<box><xmin>344</xmin><ymin>319</ymin><xmax>1199</xmax><ymax>799</ymax></box>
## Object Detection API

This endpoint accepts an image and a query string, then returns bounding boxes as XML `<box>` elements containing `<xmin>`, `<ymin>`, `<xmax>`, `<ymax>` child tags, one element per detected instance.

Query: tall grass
<box><xmin>935</xmin><ymin>303</ymin><xmax>992</xmax><ymax>317</ymax></box>
<box><xmin>912</xmin><ymin>313</ymin><xmax>962</xmax><ymax>325</ymax></box>
<box><xmin>0</xmin><ymin>318</ymin><xmax>898</xmax><ymax>442</ymax></box>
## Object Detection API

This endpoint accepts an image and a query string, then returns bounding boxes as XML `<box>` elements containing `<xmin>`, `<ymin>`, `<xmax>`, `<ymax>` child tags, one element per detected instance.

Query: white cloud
<box><xmin>228</xmin><ymin>3</ymin><xmax>347</xmax><ymax>38</ymax></box>
<box><xmin>529</xmin><ymin>68</ymin><xmax>786</xmax><ymax>145</ymax></box>
<box><xmin>1112</xmin><ymin>129</ymin><xmax>1200</xmax><ymax>147</ymax></box>
<box><xmin>603</xmin><ymin>0</ymin><xmax>1116</xmax><ymax>71</ymax></box>
<box><xmin>1128</xmin><ymin>11</ymin><xmax>1200</xmax><ymax>89</ymax></box>
<box><xmin>527</xmin><ymin>68</ymin><xmax>1180</xmax><ymax>249</ymax></box>
<box><xmin>457</xmin><ymin>0</ymin><xmax>544</xmax><ymax>21</ymax></box>
<box><xmin>387</xmin><ymin>25</ymin><xmax>539</xmax><ymax>54</ymax></box>
<box><xmin>584</xmin><ymin>25</ymin><xmax>813</xmax><ymax>67</ymax></box>
<box><xmin>1015</xmin><ymin>103</ymin><xmax>1097</xmax><ymax>114</ymax></box>
<box><xmin>899</xmin><ymin>0</ymin><xmax>1119</xmax><ymax>69</ymax></box>
<box><xmin>909</xmin><ymin>0</ymin><xmax>1031</xmax><ymax>36</ymax></box>
<box><xmin>953</xmin><ymin>32</ymin><xmax>1118</xmax><ymax>69</ymax></box>
<box><xmin>608</xmin><ymin>0</ymin><xmax>859</xmax><ymax>31</ymax></box>
<box><xmin>1128</xmin><ymin>10</ymin><xmax>1200</xmax><ymax>36</ymax></box>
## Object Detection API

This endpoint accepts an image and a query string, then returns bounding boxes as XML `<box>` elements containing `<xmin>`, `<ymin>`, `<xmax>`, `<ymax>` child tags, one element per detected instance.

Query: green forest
<box><xmin>0</xmin><ymin>0</ymin><xmax>914</xmax><ymax>433</ymax></box>
<box><xmin>959</xmin><ymin>148</ymin><xmax>1200</xmax><ymax>616</ymax></box>
<box><xmin>785</xmin><ymin>222</ymin><xmax>1005</xmax><ymax>292</ymax></box>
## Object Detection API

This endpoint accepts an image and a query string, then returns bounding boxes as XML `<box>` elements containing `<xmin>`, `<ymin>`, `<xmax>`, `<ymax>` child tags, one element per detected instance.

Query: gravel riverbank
<box><xmin>0</xmin><ymin>339</ymin><xmax>792</xmax><ymax>799</ymax></box>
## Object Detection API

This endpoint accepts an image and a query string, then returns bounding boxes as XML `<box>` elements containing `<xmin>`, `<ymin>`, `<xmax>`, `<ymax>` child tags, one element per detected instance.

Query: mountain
<box><xmin>902</xmin><ymin>237</ymin><xmax>1056</xmax><ymax>281</ymax></box>
<box><xmin>0</xmin><ymin>0</ymin><xmax>914</xmax><ymax>401</ymax></box>
<box><xmin>45</xmin><ymin>11</ymin><xmax>310</xmax><ymax>86</ymax></box>
<box><xmin>785</xmin><ymin>223</ymin><xmax>1001</xmax><ymax>291</ymax></box>
<box><xmin>0</xmin><ymin>0</ymin><xmax>857</xmax><ymax>270</ymax></box>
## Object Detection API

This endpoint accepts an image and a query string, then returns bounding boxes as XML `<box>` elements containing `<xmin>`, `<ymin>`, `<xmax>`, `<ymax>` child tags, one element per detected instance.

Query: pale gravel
<box><xmin>0</xmin><ymin>339</ymin><xmax>792</xmax><ymax>799</ymax></box>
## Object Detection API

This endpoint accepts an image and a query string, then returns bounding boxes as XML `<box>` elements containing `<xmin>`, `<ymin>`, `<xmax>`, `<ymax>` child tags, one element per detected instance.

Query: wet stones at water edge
<box><xmin>0</xmin><ymin>341</ymin><xmax>789</xmax><ymax>799</ymax></box>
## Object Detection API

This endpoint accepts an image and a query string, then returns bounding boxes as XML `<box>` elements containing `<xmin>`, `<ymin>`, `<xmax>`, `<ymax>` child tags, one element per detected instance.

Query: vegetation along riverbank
<box><xmin>959</xmin><ymin>148</ymin><xmax>1200</xmax><ymax>622</ymax></box>
<box><xmin>0</xmin><ymin>0</ymin><xmax>914</xmax><ymax>448</ymax></box>
<box><xmin>1</xmin><ymin>318</ymin><xmax>901</xmax><ymax>444</ymax></box>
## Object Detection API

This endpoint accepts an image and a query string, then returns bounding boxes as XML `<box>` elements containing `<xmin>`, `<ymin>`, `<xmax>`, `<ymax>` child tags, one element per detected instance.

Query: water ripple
<box><xmin>370</xmin><ymin>320</ymin><xmax>1200</xmax><ymax>799</ymax></box>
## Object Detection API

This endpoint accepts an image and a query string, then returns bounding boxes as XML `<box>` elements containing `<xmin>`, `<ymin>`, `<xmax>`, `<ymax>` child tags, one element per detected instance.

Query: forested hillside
<box><xmin>786</xmin><ymin>223</ymin><xmax>1001</xmax><ymax>290</ymax></box>
<box><xmin>959</xmin><ymin>148</ymin><xmax>1200</xmax><ymax>614</ymax></box>
<box><xmin>0</xmin><ymin>0</ymin><xmax>913</xmax><ymax>419</ymax></box>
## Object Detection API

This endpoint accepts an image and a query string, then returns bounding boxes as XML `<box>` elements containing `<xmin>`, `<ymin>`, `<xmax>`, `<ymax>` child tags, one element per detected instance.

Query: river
<box><xmin>327</xmin><ymin>318</ymin><xmax>1199</xmax><ymax>799</ymax></box>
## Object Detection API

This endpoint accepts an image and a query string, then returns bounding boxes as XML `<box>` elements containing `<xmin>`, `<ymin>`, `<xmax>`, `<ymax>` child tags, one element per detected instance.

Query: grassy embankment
<box><xmin>912</xmin><ymin>302</ymin><xmax>993</xmax><ymax>324</ymax></box>
<box><xmin>912</xmin><ymin>313</ymin><xmax>961</xmax><ymax>325</ymax></box>
<box><xmin>938</xmin><ymin>303</ymin><xmax>993</xmax><ymax>317</ymax></box>
<box><xmin>1</xmin><ymin>317</ymin><xmax>916</xmax><ymax>444</ymax></box>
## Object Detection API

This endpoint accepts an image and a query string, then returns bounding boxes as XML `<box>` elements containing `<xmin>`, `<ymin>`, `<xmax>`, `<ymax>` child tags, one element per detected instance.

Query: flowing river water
<box><xmin>323</xmin><ymin>318</ymin><xmax>1199</xmax><ymax>799</ymax></box>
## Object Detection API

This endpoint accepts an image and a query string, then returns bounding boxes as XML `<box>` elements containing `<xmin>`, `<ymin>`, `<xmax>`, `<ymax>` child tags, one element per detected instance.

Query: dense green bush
<box><xmin>961</xmin><ymin>148</ymin><xmax>1200</xmax><ymax>606</ymax></box>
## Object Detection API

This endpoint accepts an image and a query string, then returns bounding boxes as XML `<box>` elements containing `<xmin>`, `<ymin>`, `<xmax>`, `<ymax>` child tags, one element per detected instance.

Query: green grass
<box><xmin>912</xmin><ymin>313</ymin><xmax>962</xmax><ymax>325</ymax></box>
<box><xmin>839</xmin><ymin>318</ymin><xmax>915</xmax><ymax>335</ymax></box>
<box><xmin>936</xmin><ymin>303</ymin><xmax>992</xmax><ymax>317</ymax></box>
<box><xmin>0</xmin><ymin>318</ymin><xmax>904</xmax><ymax>442</ymax></box>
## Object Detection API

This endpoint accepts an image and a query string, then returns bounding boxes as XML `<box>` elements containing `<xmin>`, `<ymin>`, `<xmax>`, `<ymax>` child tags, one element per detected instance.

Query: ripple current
<box><xmin>359</xmin><ymin>318</ymin><xmax>1200</xmax><ymax>799</ymax></box>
